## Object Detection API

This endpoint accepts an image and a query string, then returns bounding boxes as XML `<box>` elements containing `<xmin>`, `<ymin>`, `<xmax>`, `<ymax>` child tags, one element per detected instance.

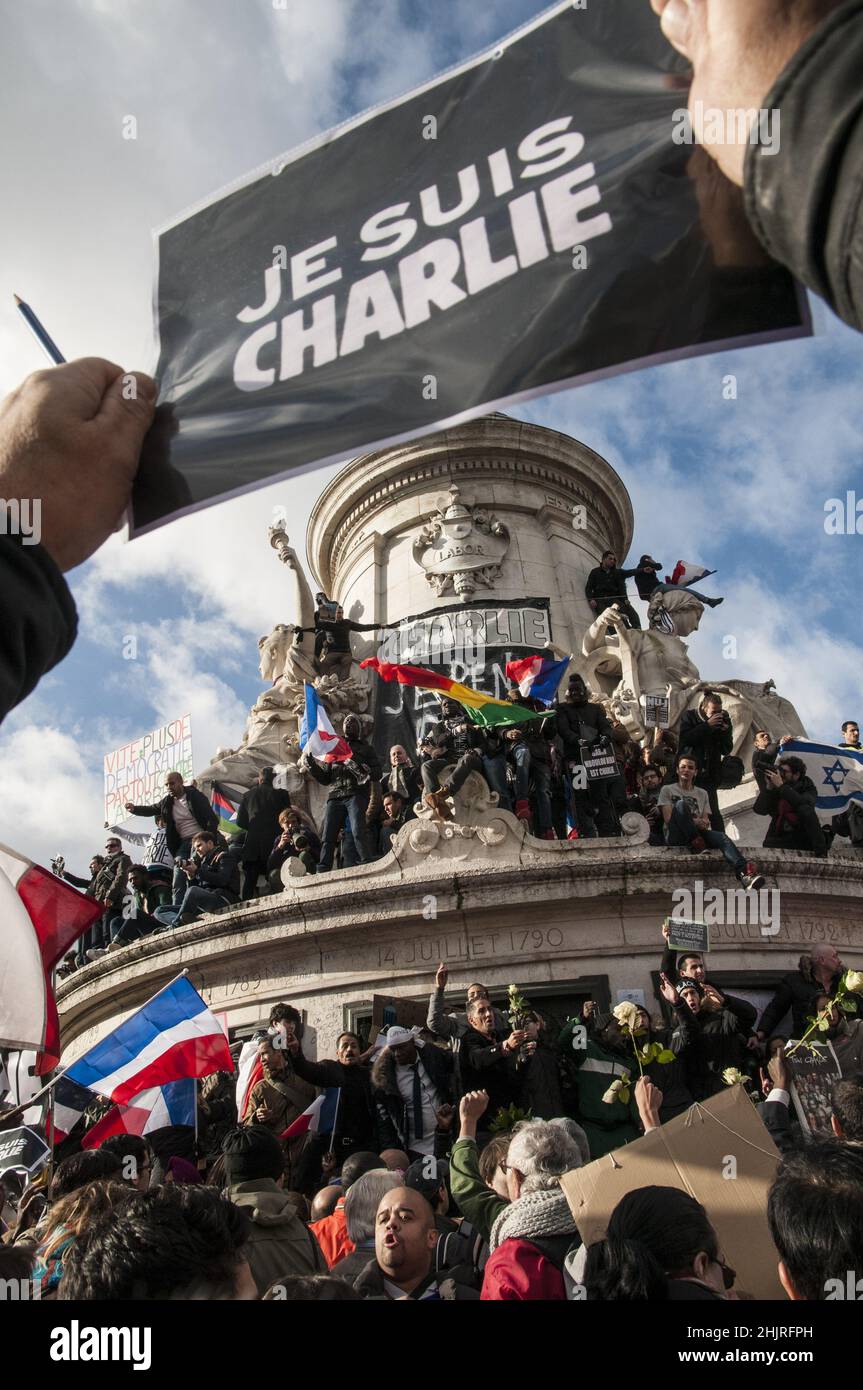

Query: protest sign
<box><xmin>104</xmin><ymin>715</ymin><xmax>193</xmax><ymax>823</ymax></box>
<box><xmin>582</xmin><ymin>740</ymin><xmax>618</xmax><ymax>782</ymax></box>
<box><xmin>787</xmin><ymin>1040</ymin><xmax>842</xmax><ymax>1137</ymax></box>
<box><xmin>664</xmin><ymin>917</ymin><xmax>710</xmax><ymax>955</ymax></box>
<box><xmin>371</xmin><ymin>995</ymin><xmax>429</xmax><ymax>1035</ymax></box>
<box><xmin>560</xmin><ymin>1086</ymin><xmax>784</xmax><ymax>1300</ymax></box>
<box><xmin>0</xmin><ymin>1126</ymin><xmax>50</xmax><ymax>1178</ymax></box>
<box><xmin>134</xmin><ymin>0</ymin><xmax>809</xmax><ymax>534</ymax></box>
<box><xmin>642</xmin><ymin>693</ymin><xmax>670</xmax><ymax>729</ymax></box>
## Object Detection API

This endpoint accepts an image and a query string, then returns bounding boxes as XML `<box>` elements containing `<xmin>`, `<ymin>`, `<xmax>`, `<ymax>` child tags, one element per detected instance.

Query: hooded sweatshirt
<box><xmin>228</xmin><ymin>1178</ymin><xmax>327</xmax><ymax>1295</ymax></box>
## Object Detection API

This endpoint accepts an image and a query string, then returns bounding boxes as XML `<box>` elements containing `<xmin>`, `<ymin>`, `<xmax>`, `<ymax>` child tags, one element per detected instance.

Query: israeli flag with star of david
<box><xmin>780</xmin><ymin>740</ymin><xmax>863</xmax><ymax>818</ymax></box>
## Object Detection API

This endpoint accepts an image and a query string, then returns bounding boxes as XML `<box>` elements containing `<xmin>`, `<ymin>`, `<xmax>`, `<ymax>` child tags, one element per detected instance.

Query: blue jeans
<box><xmin>318</xmin><ymin>796</ymin><xmax>371</xmax><ymax>872</ymax></box>
<box><xmin>171</xmin><ymin>838</ymin><xmax>194</xmax><ymax>905</ymax></box>
<box><xmin>154</xmin><ymin>885</ymin><xmax>230</xmax><ymax>927</ymax></box>
<box><xmin>666</xmin><ymin>801</ymin><xmax>745</xmax><ymax>872</ymax></box>
<box><xmin>512</xmin><ymin>745</ymin><xmax>552</xmax><ymax>832</ymax></box>
<box><xmin>483</xmin><ymin>753</ymin><xmax>512</xmax><ymax>810</ymax></box>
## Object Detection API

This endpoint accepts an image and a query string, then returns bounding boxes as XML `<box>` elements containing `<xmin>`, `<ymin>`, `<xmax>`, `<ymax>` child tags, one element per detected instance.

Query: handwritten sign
<box><xmin>104</xmin><ymin>714</ymin><xmax>193</xmax><ymax>823</ymax></box>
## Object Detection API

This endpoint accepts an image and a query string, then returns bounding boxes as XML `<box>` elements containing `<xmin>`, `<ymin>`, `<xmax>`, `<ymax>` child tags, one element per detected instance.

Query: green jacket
<box><xmin>449</xmin><ymin>1137</ymin><xmax>507</xmax><ymax>1243</ymax></box>
<box><xmin>228</xmin><ymin>1179</ymin><xmax>327</xmax><ymax>1296</ymax></box>
<box><xmin>557</xmin><ymin>1021</ymin><xmax>639</xmax><ymax>1159</ymax></box>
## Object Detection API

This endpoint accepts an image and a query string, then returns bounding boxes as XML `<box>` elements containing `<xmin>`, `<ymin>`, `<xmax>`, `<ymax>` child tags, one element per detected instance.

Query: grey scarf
<box><xmin>489</xmin><ymin>1185</ymin><xmax>577</xmax><ymax>1252</ymax></box>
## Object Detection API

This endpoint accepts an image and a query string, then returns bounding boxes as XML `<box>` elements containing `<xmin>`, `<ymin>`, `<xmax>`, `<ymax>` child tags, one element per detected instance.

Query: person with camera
<box><xmin>678</xmin><ymin>692</ymin><xmax>734</xmax><ymax>830</ymax></box>
<box><xmin>754</xmin><ymin>755</ymin><xmax>828</xmax><ymax>855</ymax></box>
<box><xmin>52</xmin><ymin>852</ymin><xmax>105</xmax><ymax>970</ymax></box>
<box><xmin>267</xmin><ymin>807</ymin><xmax>320</xmax><ymax>888</ymax></box>
<box><xmin>627</xmin><ymin>764</ymin><xmax>665</xmax><ymax>845</ymax></box>
<box><xmin>86</xmin><ymin>863</ymin><xmax>172</xmax><ymax>958</ymax></box>
<box><xmin>658</xmin><ymin>753</ymin><xmax>765</xmax><ymax>890</ymax></box>
<box><xmin>556</xmin><ymin>675</ymin><xmax>618</xmax><ymax>838</ymax></box>
<box><xmin>152</xmin><ymin>830</ymin><xmax>240</xmax><ymax>929</ymax></box>
<box><xmin>125</xmin><ymin>769</ymin><xmax>220</xmax><ymax>906</ymax></box>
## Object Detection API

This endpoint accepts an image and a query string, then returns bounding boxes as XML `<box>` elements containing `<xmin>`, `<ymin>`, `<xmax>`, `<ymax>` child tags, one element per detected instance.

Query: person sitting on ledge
<box><xmin>420</xmin><ymin>697</ymin><xmax>487</xmax><ymax>820</ymax></box>
<box><xmin>658</xmin><ymin>753</ymin><xmax>765</xmax><ymax>892</ymax></box>
<box><xmin>86</xmin><ymin>864</ymin><xmax>171</xmax><ymax>958</ymax></box>
<box><xmin>377</xmin><ymin>792</ymin><xmax>412</xmax><ymax>855</ymax></box>
<box><xmin>627</xmin><ymin>764</ymin><xmax>665</xmax><ymax>845</ymax></box>
<box><xmin>754</xmin><ymin>755</ymin><xmax>828</xmax><ymax>856</ymax></box>
<box><xmin>381</xmin><ymin>744</ymin><xmax>421</xmax><ymax>807</ymax></box>
<box><xmin>152</xmin><ymin>830</ymin><xmax>240</xmax><ymax>929</ymax></box>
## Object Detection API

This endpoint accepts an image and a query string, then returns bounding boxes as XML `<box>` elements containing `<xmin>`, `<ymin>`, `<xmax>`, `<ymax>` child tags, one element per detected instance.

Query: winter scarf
<box><xmin>489</xmin><ymin>1185</ymin><xmax>576</xmax><ymax>1253</ymax></box>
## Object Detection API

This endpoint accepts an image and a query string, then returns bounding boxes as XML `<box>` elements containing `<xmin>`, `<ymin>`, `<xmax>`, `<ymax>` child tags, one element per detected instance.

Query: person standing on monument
<box><xmin>556</xmin><ymin>675</ymin><xmax>618</xmax><ymax>838</ymax></box>
<box><xmin>125</xmin><ymin>769</ymin><xmax>220</xmax><ymax>905</ymax></box>
<box><xmin>631</xmin><ymin>555</ymin><xmax>724</xmax><ymax>609</ymax></box>
<box><xmin>585</xmin><ymin>551</ymin><xmax>641</xmax><ymax>630</ymax></box>
<box><xmin>678</xmin><ymin>692</ymin><xmax>733</xmax><ymax>830</ymax></box>
<box><xmin>307</xmin><ymin>601</ymin><xmax>397</xmax><ymax>682</ymax></box>
<box><xmin>235</xmin><ymin>767</ymin><xmax>293</xmax><ymax>899</ymax></box>
<box><xmin>301</xmin><ymin>713</ymin><xmax>381</xmax><ymax>871</ymax></box>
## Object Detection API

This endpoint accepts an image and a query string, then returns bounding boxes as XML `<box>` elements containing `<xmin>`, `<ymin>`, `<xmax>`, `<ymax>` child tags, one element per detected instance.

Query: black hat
<box><xmin>404</xmin><ymin>1157</ymin><xmax>448</xmax><ymax>1200</ymax></box>
<box><xmin>221</xmin><ymin>1125</ymin><xmax>284</xmax><ymax>1183</ymax></box>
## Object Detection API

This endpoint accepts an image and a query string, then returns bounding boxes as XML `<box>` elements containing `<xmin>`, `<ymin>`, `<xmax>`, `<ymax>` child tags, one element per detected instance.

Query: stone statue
<box><xmin>412</xmin><ymin>484</ymin><xmax>510</xmax><ymax>597</ymax></box>
<box><xmin>647</xmin><ymin>587</ymin><xmax>705</xmax><ymax>636</ymax></box>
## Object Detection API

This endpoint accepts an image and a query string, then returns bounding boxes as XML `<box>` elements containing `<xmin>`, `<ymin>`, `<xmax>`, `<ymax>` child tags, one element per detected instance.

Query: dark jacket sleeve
<box><xmin>585</xmin><ymin>568</ymin><xmax>599</xmax><ymax>600</ymax></box>
<box><xmin>304</xmin><ymin>759</ymin><xmax>333</xmax><ymax>785</ymax></box>
<box><xmin>0</xmin><ymin>537</ymin><xmax>77</xmax><ymax>727</ymax></box>
<box><xmin>126</xmin><ymin>802</ymin><xmax>163</xmax><ymax>818</ymax></box>
<box><xmin>196</xmin><ymin>853</ymin><xmax>236</xmax><ymax>892</ymax></box>
<box><xmin>757</xmin><ymin>976</ymin><xmax>796</xmax><ymax>1039</ymax></box>
<box><xmin>190</xmin><ymin>787</ymin><xmax>219</xmax><ymax>834</ymax></box>
<box><xmin>62</xmin><ymin>870</ymin><xmax>92</xmax><ymax>890</ymax></box>
<box><xmin>290</xmin><ymin>1051</ymin><xmax>342</xmax><ymax>1087</ymax></box>
<box><xmin>760</xmin><ymin>1098</ymin><xmax>799</xmax><ymax>1155</ymax></box>
<box><xmin>373</xmin><ymin>1095</ymin><xmax>401</xmax><ymax>1151</ymax></box>
<box><xmin>461</xmin><ymin>1034</ymin><xmax>507</xmax><ymax>1073</ymax></box>
<box><xmin>744</xmin><ymin>0</ymin><xmax>863</xmax><ymax>333</ymax></box>
<box><xmin>236</xmin><ymin>793</ymin><xmax>251</xmax><ymax>832</ymax></box>
<box><xmin>722</xmin><ymin>993</ymin><xmax>757</xmax><ymax>1032</ymax></box>
<box><xmin>661</xmin><ymin>943</ymin><xmax>678</xmax><ymax>982</ymax></box>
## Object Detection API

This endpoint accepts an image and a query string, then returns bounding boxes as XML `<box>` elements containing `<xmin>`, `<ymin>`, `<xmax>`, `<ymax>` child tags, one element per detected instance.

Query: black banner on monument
<box><xmin>372</xmin><ymin>597</ymin><xmax>552</xmax><ymax>763</ymax></box>
<box><xmin>133</xmin><ymin>0</ymin><xmax>810</xmax><ymax>534</ymax></box>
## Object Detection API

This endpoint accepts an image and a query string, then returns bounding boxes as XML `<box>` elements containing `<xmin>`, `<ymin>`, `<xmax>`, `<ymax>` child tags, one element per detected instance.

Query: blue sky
<box><xmin>2</xmin><ymin>0</ymin><xmax>862</xmax><ymax>870</ymax></box>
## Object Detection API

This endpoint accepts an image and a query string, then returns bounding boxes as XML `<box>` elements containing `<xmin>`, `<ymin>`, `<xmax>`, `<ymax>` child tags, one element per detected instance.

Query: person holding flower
<box><xmin>557</xmin><ymin>1008</ymin><xmax>642</xmax><ymax>1158</ymax></box>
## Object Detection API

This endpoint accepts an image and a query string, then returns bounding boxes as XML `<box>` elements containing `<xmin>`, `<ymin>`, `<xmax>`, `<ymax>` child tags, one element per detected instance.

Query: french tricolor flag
<box><xmin>667</xmin><ymin>560</ymin><xmax>716</xmax><ymax>587</ymax></box>
<box><xmin>0</xmin><ymin>843</ymin><xmax>104</xmax><ymax>1069</ymax></box>
<box><xmin>64</xmin><ymin>975</ymin><xmax>233</xmax><ymax>1105</ymax></box>
<box><xmin>505</xmin><ymin>654</ymin><xmax>570</xmax><ymax>707</ymax></box>
<box><xmin>82</xmin><ymin>1079</ymin><xmax>196</xmax><ymax>1149</ymax></box>
<box><xmin>299</xmin><ymin>683</ymin><xmax>353</xmax><ymax>763</ymax></box>
<box><xmin>281</xmin><ymin>1087</ymin><xmax>341</xmax><ymax>1140</ymax></box>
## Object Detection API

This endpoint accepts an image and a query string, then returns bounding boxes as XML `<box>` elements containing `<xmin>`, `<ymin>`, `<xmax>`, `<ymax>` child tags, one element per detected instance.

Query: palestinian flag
<box><xmin>212</xmin><ymin>783</ymin><xmax>241</xmax><ymax>838</ymax></box>
<box><xmin>360</xmin><ymin>658</ymin><xmax>547</xmax><ymax>728</ymax></box>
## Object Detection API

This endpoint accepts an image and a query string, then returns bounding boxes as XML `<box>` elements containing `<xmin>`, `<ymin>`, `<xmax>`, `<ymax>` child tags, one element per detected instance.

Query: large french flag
<box><xmin>82</xmin><ymin>1079</ymin><xmax>196</xmax><ymax>1149</ymax></box>
<box><xmin>281</xmin><ymin>1087</ymin><xmax>340</xmax><ymax>1140</ymax></box>
<box><xmin>505</xmin><ymin>655</ymin><xmax>570</xmax><ymax>706</ymax></box>
<box><xmin>299</xmin><ymin>683</ymin><xmax>352</xmax><ymax>763</ymax></box>
<box><xmin>64</xmin><ymin>975</ymin><xmax>233</xmax><ymax>1105</ymax></box>
<box><xmin>0</xmin><ymin>843</ymin><xmax>104</xmax><ymax>1067</ymax></box>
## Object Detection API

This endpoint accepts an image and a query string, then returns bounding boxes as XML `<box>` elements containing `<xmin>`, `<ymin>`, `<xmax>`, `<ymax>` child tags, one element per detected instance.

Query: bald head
<box><xmin>812</xmin><ymin>943</ymin><xmax>841</xmax><ymax>973</ymax></box>
<box><xmin>374</xmin><ymin>1186</ymin><xmax>436</xmax><ymax>1292</ymax></box>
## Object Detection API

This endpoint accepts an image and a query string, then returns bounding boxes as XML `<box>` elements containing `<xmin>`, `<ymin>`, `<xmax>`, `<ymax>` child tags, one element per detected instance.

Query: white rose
<box><xmin>722</xmin><ymin>1067</ymin><xmax>745</xmax><ymax>1086</ymax></box>
<box><xmin>613</xmin><ymin>1001</ymin><xmax>640</xmax><ymax>1032</ymax></box>
<box><xmin>844</xmin><ymin>970</ymin><xmax>863</xmax><ymax>995</ymax></box>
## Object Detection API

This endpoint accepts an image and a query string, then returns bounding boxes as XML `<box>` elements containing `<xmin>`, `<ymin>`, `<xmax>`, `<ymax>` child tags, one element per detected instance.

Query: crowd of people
<box><xmin>3</xmin><ymin>960</ymin><xmax>863</xmax><ymax>1302</ymax></box>
<box><xmin>50</xmin><ymin>686</ymin><xmax>860</xmax><ymax>970</ymax></box>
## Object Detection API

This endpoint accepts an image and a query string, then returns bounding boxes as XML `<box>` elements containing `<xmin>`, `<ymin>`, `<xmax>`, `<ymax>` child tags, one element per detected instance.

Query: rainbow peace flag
<box><xmin>360</xmin><ymin>658</ymin><xmax>547</xmax><ymax>729</ymax></box>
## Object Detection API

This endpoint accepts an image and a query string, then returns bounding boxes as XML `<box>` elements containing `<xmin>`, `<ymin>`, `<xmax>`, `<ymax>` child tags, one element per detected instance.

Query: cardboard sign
<box><xmin>642</xmin><ymin>693</ymin><xmax>670</xmax><ymax>729</ymax></box>
<box><xmin>104</xmin><ymin>714</ymin><xmax>193</xmax><ymax>823</ymax></box>
<box><xmin>371</xmin><ymin>995</ymin><xmax>429</xmax><ymax>1034</ymax></box>
<box><xmin>560</xmin><ymin>1086</ymin><xmax>784</xmax><ymax>1300</ymax></box>
<box><xmin>665</xmin><ymin>917</ymin><xmax>710</xmax><ymax>954</ymax></box>
<box><xmin>616</xmin><ymin>989</ymin><xmax>645</xmax><ymax>1008</ymax></box>
<box><xmin>787</xmin><ymin>1040</ymin><xmax>841</xmax><ymax>1137</ymax></box>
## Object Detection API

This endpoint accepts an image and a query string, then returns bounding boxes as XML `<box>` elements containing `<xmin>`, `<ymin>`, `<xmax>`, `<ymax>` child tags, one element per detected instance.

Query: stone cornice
<box><xmin>306</xmin><ymin>417</ymin><xmax>633</xmax><ymax>593</ymax></box>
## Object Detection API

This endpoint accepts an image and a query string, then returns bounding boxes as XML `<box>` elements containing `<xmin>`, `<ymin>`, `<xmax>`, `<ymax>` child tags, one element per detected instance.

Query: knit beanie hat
<box><xmin>221</xmin><ymin>1125</ymin><xmax>284</xmax><ymax>1184</ymax></box>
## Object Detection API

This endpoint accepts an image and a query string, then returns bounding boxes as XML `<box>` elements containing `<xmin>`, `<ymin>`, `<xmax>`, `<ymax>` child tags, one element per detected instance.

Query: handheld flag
<box><xmin>0</xmin><ymin>843</ymin><xmax>104</xmax><ymax>1066</ymax></box>
<box><xmin>82</xmin><ymin>1079</ymin><xmax>197</xmax><ymax>1149</ymax></box>
<box><xmin>212</xmin><ymin>783</ymin><xmax>242</xmax><ymax>838</ymax></box>
<box><xmin>667</xmin><ymin>560</ymin><xmax>716</xmax><ymax>587</ymax></box>
<box><xmin>505</xmin><ymin>654</ymin><xmax>570</xmax><ymax>706</ymax></box>
<box><xmin>361</xmin><ymin>658</ymin><xmax>547</xmax><ymax>728</ymax></box>
<box><xmin>281</xmin><ymin>1088</ymin><xmax>340</xmax><ymax>1140</ymax></box>
<box><xmin>779</xmin><ymin>740</ymin><xmax>863</xmax><ymax>818</ymax></box>
<box><xmin>64</xmin><ymin>975</ymin><xmax>233</xmax><ymax>1104</ymax></box>
<box><xmin>300</xmin><ymin>683</ymin><xmax>353</xmax><ymax>762</ymax></box>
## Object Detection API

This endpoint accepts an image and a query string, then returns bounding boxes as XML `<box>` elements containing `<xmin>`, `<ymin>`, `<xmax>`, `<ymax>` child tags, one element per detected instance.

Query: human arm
<box><xmin>284</xmin><ymin>1042</ymin><xmax>343</xmax><ymax>1088</ymax></box>
<box><xmin>0</xmin><ymin>358</ymin><xmax>156</xmax><ymax>726</ymax></box>
<box><xmin>124</xmin><ymin>802</ymin><xmax>163</xmax><ymax>818</ymax></box>
<box><xmin>755</xmin><ymin>977</ymin><xmax>795</xmax><ymax>1042</ymax></box>
<box><xmin>235</xmin><ymin>794</ymin><xmax>250</xmax><ymax>833</ymax></box>
<box><xmin>61</xmin><ymin>870</ymin><xmax>92</xmax><ymax>890</ymax></box>
<box><xmin>106</xmin><ymin>824</ymin><xmax>149</xmax><ymax>847</ymax></box>
<box><xmin>652</xmin><ymin>0</ymin><xmax>862</xmax><ymax>331</ymax></box>
<box><xmin>427</xmin><ymin>964</ymin><xmax>458</xmax><ymax>1038</ymax></box>
<box><xmin>448</xmin><ymin>1092</ymin><xmax>507</xmax><ymax>1242</ymax></box>
<box><xmin>722</xmin><ymin>992</ymin><xmax>758</xmax><ymax>1031</ymax></box>
<box><xmin>635</xmin><ymin>1076</ymin><xmax>664</xmax><ymax>1133</ymax></box>
<box><xmin>195</xmin><ymin>853</ymin><xmax>237</xmax><ymax>892</ymax></box>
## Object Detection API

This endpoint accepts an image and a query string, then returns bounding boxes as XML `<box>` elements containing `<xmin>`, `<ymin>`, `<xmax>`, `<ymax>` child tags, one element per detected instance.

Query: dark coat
<box><xmin>671</xmin><ymin>1001</ymin><xmax>754</xmax><ymax>1101</ymax></box>
<box><xmin>370</xmin><ymin>1044</ymin><xmax>454</xmax><ymax>1153</ymax></box>
<box><xmin>584</xmin><ymin>564</ymin><xmax>637</xmax><ymax>607</ymax></box>
<box><xmin>186</xmin><ymin>847</ymin><xmax>240</xmax><ymax>901</ymax></box>
<box><xmin>289</xmin><ymin>1051</ymin><xmax>376</xmax><ymax>1151</ymax></box>
<box><xmin>305</xmin><ymin>737</ymin><xmax>381</xmax><ymax>800</ymax></box>
<box><xmin>758</xmin><ymin>961</ymin><xmax>862</xmax><ymax>1040</ymax></box>
<box><xmin>751</xmin><ymin>741</ymin><xmax>780</xmax><ymax>793</ymax></box>
<box><xmin>678</xmin><ymin>709</ymin><xmax>733</xmax><ymax>785</ymax></box>
<box><xmin>743</xmin><ymin>1</ymin><xmax>863</xmax><ymax>332</ymax></box>
<box><xmin>127</xmin><ymin>786</ymin><xmax>219</xmax><ymax>855</ymax></box>
<box><xmin>0</xmin><ymin>536</ymin><xmax>77</xmax><ymax>729</ymax></box>
<box><xmin>236</xmin><ymin>783</ymin><xmax>292</xmax><ymax>860</ymax></box>
<box><xmin>92</xmin><ymin>850</ymin><xmax>132</xmax><ymax>908</ymax></box>
<box><xmin>753</xmin><ymin>775</ymin><xmax>821</xmax><ymax>848</ymax></box>
<box><xmin>458</xmin><ymin>1028</ymin><xmax>518</xmax><ymax>1113</ymax></box>
<box><xmin>381</xmin><ymin>763</ymin><xmax>421</xmax><ymax>805</ymax></box>
<box><xmin>555</xmin><ymin>699</ymin><xmax>612</xmax><ymax>760</ymax></box>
